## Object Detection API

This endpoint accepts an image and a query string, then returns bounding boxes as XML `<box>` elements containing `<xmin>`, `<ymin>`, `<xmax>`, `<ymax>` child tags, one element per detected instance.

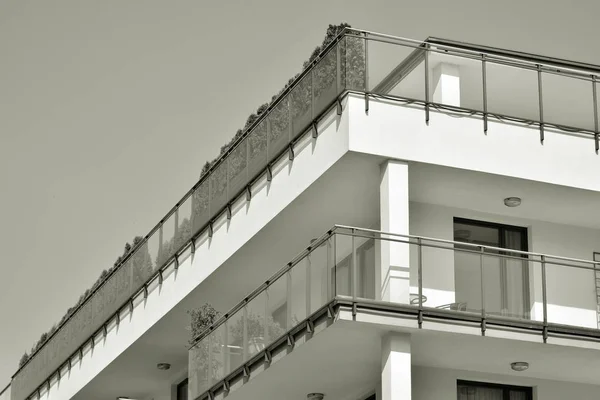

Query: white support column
<box><xmin>381</xmin><ymin>333</ymin><xmax>411</xmax><ymax>400</ymax></box>
<box><xmin>377</xmin><ymin>160</ymin><xmax>410</xmax><ymax>304</ymax></box>
<box><xmin>432</xmin><ymin>63</ymin><xmax>461</xmax><ymax>107</ymax></box>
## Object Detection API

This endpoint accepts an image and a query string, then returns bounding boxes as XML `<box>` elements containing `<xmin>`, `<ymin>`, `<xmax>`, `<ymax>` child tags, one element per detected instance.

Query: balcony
<box><xmin>188</xmin><ymin>225</ymin><xmax>600</xmax><ymax>400</ymax></box>
<box><xmin>13</xmin><ymin>27</ymin><xmax>600</xmax><ymax>400</ymax></box>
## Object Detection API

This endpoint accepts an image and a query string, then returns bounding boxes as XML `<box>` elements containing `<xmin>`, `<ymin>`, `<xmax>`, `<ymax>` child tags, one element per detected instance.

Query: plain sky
<box><xmin>1</xmin><ymin>0</ymin><xmax>600</xmax><ymax>389</ymax></box>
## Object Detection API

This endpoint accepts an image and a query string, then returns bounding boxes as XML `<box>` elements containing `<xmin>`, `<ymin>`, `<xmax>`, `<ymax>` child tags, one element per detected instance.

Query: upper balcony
<box><xmin>11</xmin><ymin>28</ymin><xmax>600</xmax><ymax>400</ymax></box>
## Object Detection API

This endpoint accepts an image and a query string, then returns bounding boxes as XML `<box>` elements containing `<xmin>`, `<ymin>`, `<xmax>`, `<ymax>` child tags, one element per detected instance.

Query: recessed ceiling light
<box><xmin>504</xmin><ymin>197</ymin><xmax>522</xmax><ymax>207</ymax></box>
<box><xmin>510</xmin><ymin>361</ymin><xmax>529</xmax><ymax>372</ymax></box>
<box><xmin>157</xmin><ymin>363</ymin><xmax>171</xmax><ymax>370</ymax></box>
<box><xmin>117</xmin><ymin>397</ymin><xmax>138</xmax><ymax>400</ymax></box>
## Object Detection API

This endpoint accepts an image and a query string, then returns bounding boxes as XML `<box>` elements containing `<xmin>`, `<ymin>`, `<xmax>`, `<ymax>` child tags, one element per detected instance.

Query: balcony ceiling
<box><xmin>408</xmin><ymin>162</ymin><xmax>600</xmax><ymax>230</ymax></box>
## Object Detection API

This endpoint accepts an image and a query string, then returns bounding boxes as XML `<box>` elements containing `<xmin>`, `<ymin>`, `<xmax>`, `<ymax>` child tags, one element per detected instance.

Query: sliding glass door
<box><xmin>453</xmin><ymin>218</ymin><xmax>530</xmax><ymax>318</ymax></box>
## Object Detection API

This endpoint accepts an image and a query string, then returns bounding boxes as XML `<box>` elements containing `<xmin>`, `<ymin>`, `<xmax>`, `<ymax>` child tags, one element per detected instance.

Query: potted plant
<box><xmin>230</xmin><ymin>311</ymin><xmax>286</xmax><ymax>357</ymax></box>
<box><xmin>187</xmin><ymin>303</ymin><xmax>221</xmax><ymax>397</ymax></box>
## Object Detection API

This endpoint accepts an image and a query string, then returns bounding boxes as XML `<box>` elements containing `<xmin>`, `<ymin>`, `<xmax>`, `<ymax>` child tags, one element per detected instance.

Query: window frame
<box><xmin>457</xmin><ymin>379</ymin><xmax>533</xmax><ymax>400</ymax></box>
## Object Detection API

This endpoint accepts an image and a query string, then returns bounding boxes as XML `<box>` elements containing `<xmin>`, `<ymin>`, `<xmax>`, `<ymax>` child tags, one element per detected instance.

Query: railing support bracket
<box><xmin>245</xmin><ymin>184</ymin><xmax>252</xmax><ymax>201</ymax></box>
<box><xmin>481</xmin><ymin>318</ymin><xmax>487</xmax><ymax>336</ymax></box>
<box><xmin>264</xmin><ymin>349</ymin><xmax>272</xmax><ymax>364</ymax></box>
<box><xmin>226</xmin><ymin>203</ymin><xmax>232</xmax><ymax>220</ymax></box>
<box><xmin>288</xmin><ymin>144</ymin><xmax>295</xmax><ymax>161</ymax></box>
<box><xmin>364</xmin><ymin>93</ymin><xmax>369</xmax><ymax>115</ymax></box>
<box><xmin>266</xmin><ymin>164</ymin><xmax>273</xmax><ymax>182</ymax></box>
<box><xmin>312</xmin><ymin>121</ymin><xmax>318</xmax><ymax>139</ymax></box>
<box><xmin>336</xmin><ymin>99</ymin><xmax>343</xmax><ymax>115</ymax></box>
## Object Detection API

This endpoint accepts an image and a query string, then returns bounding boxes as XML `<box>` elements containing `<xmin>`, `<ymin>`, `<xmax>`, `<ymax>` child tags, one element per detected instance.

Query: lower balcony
<box><xmin>188</xmin><ymin>225</ymin><xmax>600</xmax><ymax>400</ymax></box>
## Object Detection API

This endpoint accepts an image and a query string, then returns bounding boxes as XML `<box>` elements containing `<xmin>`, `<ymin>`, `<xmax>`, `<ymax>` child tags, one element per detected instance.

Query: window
<box><xmin>457</xmin><ymin>380</ymin><xmax>532</xmax><ymax>400</ymax></box>
<box><xmin>453</xmin><ymin>218</ymin><xmax>530</xmax><ymax>318</ymax></box>
<box><xmin>177</xmin><ymin>378</ymin><xmax>188</xmax><ymax>400</ymax></box>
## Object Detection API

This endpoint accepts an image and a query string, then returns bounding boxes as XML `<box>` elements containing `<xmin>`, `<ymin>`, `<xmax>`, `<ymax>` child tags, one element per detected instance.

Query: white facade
<box><xmin>8</xmin><ymin>32</ymin><xmax>600</xmax><ymax>400</ymax></box>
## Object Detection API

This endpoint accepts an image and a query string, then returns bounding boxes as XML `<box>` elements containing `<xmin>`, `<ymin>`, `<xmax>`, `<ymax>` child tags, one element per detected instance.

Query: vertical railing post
<box><xmin>286</xmin><ymin>271</ymin><xmax>292</xmax><ymax>330</ymax></box>
<box><xmin>537</xmin><ymin>65</ymin><xmax>545</xmax><ymax>144</ymax></box>
<box><xmin>479</xmin><ymin>247</ymin><xmax>486</xmax><ymax>326</ymax></box>
<box><xmin>208</xmin><ymin>330</ymin><xmax>214</xmax><ymax>386</ymax></box>
<box><xmin>364</xmin><ymin>32</ymin><xmax>369</xmax><ymax>114</ymax></box>
<box><xmin>242</xmin><ymin>305</ymin><xmax>248</xmax><ymax>362</ymax></box>
<box><xmin>326</xmin><ymin>235</ymin><xmax>332</xmax><ymax>300</ymax></box>
<box><xmin>306</xmin><ymin>250</ymin><xmax>312</xmax><ymax>318</ymax></box>
<box><xmin>333</xmin><ymin>233</ymin><xmax>337</xmax><ymax>298</ymax></box>
<box><xmin>158</xmin><ymin>223</ymin><xmax>164</xmax><ymax>263</ymax></box>
<box><xmin>264</xmin><ymin>288</ymin><xmax>268</xmax><ymax>345</ymax></box>
<box><xmin>352</xmin><ymin>229</ymin><xmax>357</xmax><ymax>300</ymax></box>
<box><xmin>593</xmin><ymin>75</ymin><xmax>599</xmax><ymax>154</ymax></box>
<box><xmin>424</xmin><ymin>44</ymin><xmax>430</xmax><ymax>124</ymax></box>
<box><xmin>482</xmin><ymin>54</ymin><xmax>488</xmax><ymax>134</ymax></box>
<box><xmin>541</xmin><ymin>255</ymin><xmax>548</xmax><ymax>342</ymax></box>
<box><xmin>417</xmin><ymin>237</ymin><xmax>424</xmax><ymax>328</ymax></box>
<box><xmin>174</xmin><ymin>207</ymin><xmax>179</xmax><ymax>240</ymax></box>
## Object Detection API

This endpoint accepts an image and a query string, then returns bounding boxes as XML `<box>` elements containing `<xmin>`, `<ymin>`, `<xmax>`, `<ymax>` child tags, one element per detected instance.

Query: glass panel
<box><xmin>225</xmin><ymin>308</ymin><xmax>244</xmax><ymax>375</ymax></box>
<box><xmin>175</xmin><ymin>195</ymin><xmax>193</xmax><ymax>252</ymax></box>
<box><xmin>156</xmin><ymin>213</ymin><xmax>176</xmax><ymax>268</ymax></box>
<box><xmin>191</xmin><ymin>180</ymin><xmax>210</xmax><ymax>235</ymax></box>
<box><xmin>542</xmin><ymin>72</ymin><xmax>595</xmax><ymax>131</ymax></box>
<box><xmin>91</xmin><ymin>272</ymin><xmax>119</xmax><ymax>337</ymax></box>
<box><xmin>209</xmin><ymin>324</ymin><xmax>225</xmax><ymax>384</ymax></box>
<box><xmin>71</xmin><ymin>300</ymin><xmax>93</xmax><ymax>355</ymax></box>
<box><xmin>335</xmin><ymin>233</ymin><xmax>353</xmax><ymax>297</ymax></box>
<box><xmin>448</xmin><ymin>247</ymin><xmax>481</xmax><ymax>313</ymax></box>
<box><xmin>546</xmin><ymin>260</ymin><xmax>597</xmax><ymax>329</ymax></box>
<box><xmin>247</xmin><ymin>120</ymin><xmax>268</xmax><ymax>179</ymax></box>
<box><xmin>189</xmin><ymin>338</ymin><xmax>210</xmax><ymax>398</ymax></box>
<box><xmin>290</xmin><ymin>259</ymin><xmax>307</xmax><ymax>326</ymax></box>
<box><xmin>267</xmin><ymin>274</ymin><xmax>289</xmax><ymax>335</ymax></box>
<box><xmin>503</xmin><ymin>252</ymin><xmax>530</xmax><ymax>320</ymax></box>
<box><xmin>267</xmin><ymin>98</ymin><xmax>290</xmax><ymax>160</ymax></box>
<box><xmin>244</xmin><ymin>292</ymin><xmax>267</xmax><ymax>359</ymax></box>
<box><xmin>353</xmin><ymin>237</ymin><xmax>375</xmax><ymax>300</ymax></box>
<box><xmin>313</xmin><ymin>45</ymin><xmax>339</xmax><ymax>116</ymax></box>
<box><xmin>367</xmin><ymin>40</ymin><xmax>419</xmax><ymax>96</ymax></box>
<box><xmin>210</xmin><ymin>159</ymin><xmax>228</xmax><ymax>215</ymax></box>
<box><xmin>131</xmin><ymin>239</ymin><xmax>154</xmax><ymax>290</ymax></box>
<box><xmin>290</xmin><ymin>73</ymin><xmax>312</xmax><ymax>137</ymax></box>
<box><xmin>430</xmin><ymin>51</ymin><xmax>483</xmax><ymax>111</ymax></box>
<box><xmin>486</xmin><ymin>62</ymin><xmax>539</xmax><ymax>122</ymax></box>
<box><xmin>309</xmin><ymin>242</ymin><xmax>328</xmax><ymax>314</ymax></box>
<box><xmin>146</xmin><ymin>228</ymin><xmax>160</xmax><ymax>272</ymax></box>
<box><xmin>342</xmin><ymin>34</ymin><xmax>366</xmax><ymax>91</ymax></box>
<box><xmin>228</xmin><ymin>138</ymin><xmax>248</xmax><ymax>199</ymax></box>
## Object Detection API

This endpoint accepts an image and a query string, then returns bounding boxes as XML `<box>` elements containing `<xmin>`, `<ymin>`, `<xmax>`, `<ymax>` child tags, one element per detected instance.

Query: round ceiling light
<box><xmin>157</xmin><ymin>363</ymin><xmax>171</xmax><ymax>371</ymax></box>
<box><xmin>307</xmin><ymin>394</ymin><xmax>325</xmax><ymax>400</ymax></box>
<box><xmin>504</xmin><ymin>197</ymin><xmax>522</xmax><ymax>207</ymax></box>
<box><xmin>510</xmin><ymin>361</ymin><xmax>529</xmax><ymax>372</ymax></box>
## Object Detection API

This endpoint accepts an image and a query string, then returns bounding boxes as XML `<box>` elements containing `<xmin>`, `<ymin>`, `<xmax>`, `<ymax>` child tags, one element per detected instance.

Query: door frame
<box><xmin>453</xmin><ymin>217</ymin><xmax>530</xmax><ymax>318</ymax></box>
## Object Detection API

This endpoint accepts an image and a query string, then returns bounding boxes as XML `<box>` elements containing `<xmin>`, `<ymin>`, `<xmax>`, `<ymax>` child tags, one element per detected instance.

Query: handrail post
<box><xmin>537</xmin><ymin>64</ymin><xmax>545</xmax><ymax>144</ymax></box>
<box><xmin>352</xmin><ymin>228</ymin><xmax>357</xmax><ymax>300</ymax></box>
<box><xmin>593</xmin><ymin>75</ymin><xmax>599</xmax><ymax>154</ymax></box>
<box><xmin>541</xmin><ymin>255</ymin><xmax>548</xmax><ymax>342</ymax></box>
<box><xmin>417</xmin><ymin>238</ymin><xmax>424</xmax><ymax>328</ymax></box>
<box><xmin>482</xmin><ymin>54</ymin><xmax>488</xmax><ymax>134</ymax></box>
<box><xmin>424</xmin><ymin>43</ymin><xmax>430</xmax><ymax>124</ymax></box>
<box><xmin>480</xmin><ymin>246</ymin><xmax>486</xmax><ymax>333</ymax></box>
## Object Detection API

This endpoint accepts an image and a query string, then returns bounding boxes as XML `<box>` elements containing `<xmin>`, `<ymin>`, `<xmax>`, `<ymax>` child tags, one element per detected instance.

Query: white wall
<box><xmin>409</xmin><ymin>201</ymin><xmax>599</xmax><ymax>328</ymax></box>
<box><xmin>34</xmin><ymin>105</ymin><xmax>350</xmax><ymax>400</ymax></box>
<box><xmin>348</xmin><ymin>94</ymin><xmax>600</xmax><ymax>193</ymax></box>
<box><xmin>413</xmin><ymin>365</ymin><xmax>600</xmax><ymax>400</ymax></box>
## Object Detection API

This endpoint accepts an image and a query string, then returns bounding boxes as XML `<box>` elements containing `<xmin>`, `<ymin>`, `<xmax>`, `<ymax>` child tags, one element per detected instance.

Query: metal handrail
<box><xmin>190</xmin><ymin>225</ymin><xmax>600</xmax><ymax>348</ymax></box>
<box><xmin>334</xmin><ymin>225</ymin><xmax>600</xmax><ymax>268</ymax></box>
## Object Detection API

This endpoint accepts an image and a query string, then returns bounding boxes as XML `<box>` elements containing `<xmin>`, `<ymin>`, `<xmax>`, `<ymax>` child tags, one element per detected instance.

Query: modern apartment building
<box><xmin>5</xmin><ymin>28</ymin><xmax>600</xmax><ymax>400</ymax></box>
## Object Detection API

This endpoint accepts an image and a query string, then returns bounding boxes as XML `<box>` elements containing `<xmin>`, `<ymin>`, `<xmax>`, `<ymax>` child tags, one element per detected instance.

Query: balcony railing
<box><xmin>16</xmin><ymin>27</ymin><xmax>600</xmax><ymax>400</ymax></box>
<box><xmin>189</xmin><ymin>225</ymin><xmax>600</xmax><ymax>400</ymax></box>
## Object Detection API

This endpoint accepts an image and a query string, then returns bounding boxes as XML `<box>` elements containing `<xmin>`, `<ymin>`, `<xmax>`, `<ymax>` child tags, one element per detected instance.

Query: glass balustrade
<box><xmin>189</xmin><ymin>226</ymin><xmax>600</xmax><ymax>399</ymax></box>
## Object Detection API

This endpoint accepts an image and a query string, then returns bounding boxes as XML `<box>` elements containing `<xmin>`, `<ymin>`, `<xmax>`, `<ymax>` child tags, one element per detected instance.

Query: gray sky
<box><xmin>1</xmin><ymin>0</ymin><xmax>599</xmax><ymax>388</ymax></box>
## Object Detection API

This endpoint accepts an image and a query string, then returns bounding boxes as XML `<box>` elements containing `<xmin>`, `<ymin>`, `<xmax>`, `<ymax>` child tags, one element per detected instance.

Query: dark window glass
<box><xmin>457</xmin><ymin>380</ymin><xmax>532</xmax><ymax>400</ymax></box>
